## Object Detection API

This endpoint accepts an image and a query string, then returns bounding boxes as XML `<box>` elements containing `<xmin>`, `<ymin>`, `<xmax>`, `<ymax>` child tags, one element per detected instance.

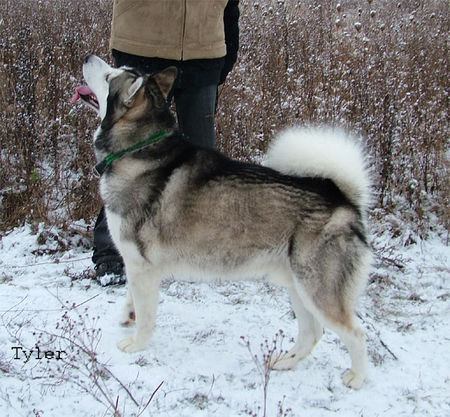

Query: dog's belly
<box><xmin>156</xmin><ymin>256</ymin><xmax>294</xmax><ymax>286</ymax></box>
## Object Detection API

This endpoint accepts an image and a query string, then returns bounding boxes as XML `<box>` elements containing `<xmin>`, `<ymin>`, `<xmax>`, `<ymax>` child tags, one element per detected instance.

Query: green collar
<box><xmin>94</xmin><ymin>130</ymin><xmax>170</xmax><ymax>176</ymax></box>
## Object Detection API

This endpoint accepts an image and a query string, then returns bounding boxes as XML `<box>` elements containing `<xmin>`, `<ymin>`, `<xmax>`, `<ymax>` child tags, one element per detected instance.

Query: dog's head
<box><xmin>72</xmin><ymin>54</ymin><xmax>177</xmax><ymax>129</ymax></box>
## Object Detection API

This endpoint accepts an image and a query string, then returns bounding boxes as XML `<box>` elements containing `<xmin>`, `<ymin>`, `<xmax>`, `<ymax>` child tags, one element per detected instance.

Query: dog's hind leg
<box><xmin>117</xmin><ymin>262</ymin><xmax>161</xmax><ymax>353</ymax></box>
<box><xmin>333</xmin><ymin>320</ymin><xmax>368</xmax><ymax>389</ymax></box>
<box><xmin>291</xmin><ymin>279</ymin><xmax>368</xmax><ymax>389</ymax></box>
<box><xmin>269</xmin><ymin>286</ymin><xmax>323</xmax><ymax>370</ymax></box>
<box><xmin>288</xmin><ymin>224</ymin><xmax>371</xmax><ymax>389</ymax></box>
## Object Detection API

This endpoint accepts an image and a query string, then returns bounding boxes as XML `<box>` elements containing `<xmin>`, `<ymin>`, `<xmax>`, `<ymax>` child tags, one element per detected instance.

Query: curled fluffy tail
<box><xmin>264</xmin><ymin>127</ymin><xmax>371</xmax><ymax>211</ymax></box>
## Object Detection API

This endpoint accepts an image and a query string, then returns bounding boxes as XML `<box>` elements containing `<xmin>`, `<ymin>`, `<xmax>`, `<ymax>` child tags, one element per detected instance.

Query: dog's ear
<box><xmin>153</xmin><ymin>67</ymin><xmax>178</xmax><ymax>99</ymax></box>
<box><xmin>124</xmin><ymin>76</ymin><xmax>145</xmax><ymax>106</ymax></box>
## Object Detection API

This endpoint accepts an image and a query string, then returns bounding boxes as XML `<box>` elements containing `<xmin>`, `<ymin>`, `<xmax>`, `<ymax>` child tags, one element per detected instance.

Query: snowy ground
<box><xmin>0</xmin><ymin>219</ymin><xmax>449</xmax><ymax>417</ymax></box>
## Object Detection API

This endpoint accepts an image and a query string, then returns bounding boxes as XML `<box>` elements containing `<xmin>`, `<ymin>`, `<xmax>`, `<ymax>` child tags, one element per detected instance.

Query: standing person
<box><xmin>93</xmin><ymin>0</ymin><xmax>240</xmax><ymax>284</ymax></box>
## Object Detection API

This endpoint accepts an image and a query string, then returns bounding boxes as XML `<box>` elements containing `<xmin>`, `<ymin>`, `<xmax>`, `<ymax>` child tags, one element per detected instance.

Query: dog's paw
<box><xmin>342</xmin><ymin>369</ymin><xmax>365</xmax><ymax>390</ymax></box>
<box><xmin>117</xmin><ymin>336</ymin><xmax>146</xmax><ymax>353</ymax></box>
<box><xmin>119</xmin><ymin>311</ymin><xmax>136</xmax><ymax>327</ymax></box>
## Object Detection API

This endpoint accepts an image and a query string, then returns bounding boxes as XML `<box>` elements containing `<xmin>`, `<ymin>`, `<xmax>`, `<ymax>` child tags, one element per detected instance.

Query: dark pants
<box><xmin>92</xmin><ymin>84</ymin><xmax>217</xmax><ymax>266</ymax></box>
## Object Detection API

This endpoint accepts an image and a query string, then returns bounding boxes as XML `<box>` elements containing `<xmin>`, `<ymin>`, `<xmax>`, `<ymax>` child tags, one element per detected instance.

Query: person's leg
<box><xmin>92</xmin><ymin>207</ymin><xmax>124</xmax><ymax>284</ymax></box>
<box><xmin>174</xmin><ymin>84</ymin><xmax>217</xmax><ymax>149</ymax></box>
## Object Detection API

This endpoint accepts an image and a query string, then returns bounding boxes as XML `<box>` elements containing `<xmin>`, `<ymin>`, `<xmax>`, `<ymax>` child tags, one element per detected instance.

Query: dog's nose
<box><xmin>84</xmin><ymin>54</ymin><xmax>93</xmax><ymax>64</ymax></box>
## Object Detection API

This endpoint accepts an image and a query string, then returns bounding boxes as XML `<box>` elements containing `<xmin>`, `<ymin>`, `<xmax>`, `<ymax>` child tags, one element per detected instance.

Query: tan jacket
<box><xmin>110</xmin><ymin>0</ymin><xmax>229</xmax><ymax>60</ymax></box>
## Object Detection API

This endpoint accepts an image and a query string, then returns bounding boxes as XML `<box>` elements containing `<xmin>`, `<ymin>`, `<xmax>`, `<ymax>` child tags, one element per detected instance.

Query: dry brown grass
<box><xmin>0</xmin><ymin>0</ymin><xmax>111</xmax><ymax>228</ymax></box>
<box><xmin>0</xmin><ymin>0</ymin><xmax>448</xmax><ymax>234</ymax></box>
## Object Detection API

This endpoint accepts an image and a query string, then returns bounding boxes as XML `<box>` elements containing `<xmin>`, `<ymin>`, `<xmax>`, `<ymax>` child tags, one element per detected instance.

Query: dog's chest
<box><xmin>99</xmin><ymin>160</ymin><xmax>160</xmax><ymax>211</ymax></box>
<box><xmin>105</xmin><ymin>209</ymin><xmax>146</xmax><ymax>263</ymax></box>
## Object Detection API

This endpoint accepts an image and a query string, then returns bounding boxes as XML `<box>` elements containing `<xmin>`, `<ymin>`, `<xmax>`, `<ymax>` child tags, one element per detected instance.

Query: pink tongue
<box><xmin>71</xmin><ymin>85</ymin><xmax>94</xmax><ymax>103</ymax></box>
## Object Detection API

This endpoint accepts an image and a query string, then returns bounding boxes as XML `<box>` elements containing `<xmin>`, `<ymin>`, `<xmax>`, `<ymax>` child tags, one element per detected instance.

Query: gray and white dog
<box><xmin>74</xmin><ymin>55</ymin><xmax>372</xmax><ymax>389</ymax></box>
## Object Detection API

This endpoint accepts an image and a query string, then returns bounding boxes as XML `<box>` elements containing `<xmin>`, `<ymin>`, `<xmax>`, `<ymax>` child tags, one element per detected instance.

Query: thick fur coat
<box><xmin>75</xmin><ymin>55</ymin><xmax>372</xmax><ymax>389</ymax></box>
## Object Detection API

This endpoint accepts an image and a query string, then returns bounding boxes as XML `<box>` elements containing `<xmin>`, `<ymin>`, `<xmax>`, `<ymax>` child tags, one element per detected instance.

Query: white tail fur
<box><xmin>264</xmin><ymin>127</ymin><xmax>371</xmax><ymax>211</ymax></box>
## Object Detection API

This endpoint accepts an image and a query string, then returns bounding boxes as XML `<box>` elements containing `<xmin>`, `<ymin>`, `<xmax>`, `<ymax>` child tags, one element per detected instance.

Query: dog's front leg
<box><xmin>119</xmin><ymin>288</ymin><xmax>136</xmax><ymax>327</ymax></box>
<box><xmin>117</xmin><ymin>264</ymin><xmax>161</xmax><ymax>353</ymax></box>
